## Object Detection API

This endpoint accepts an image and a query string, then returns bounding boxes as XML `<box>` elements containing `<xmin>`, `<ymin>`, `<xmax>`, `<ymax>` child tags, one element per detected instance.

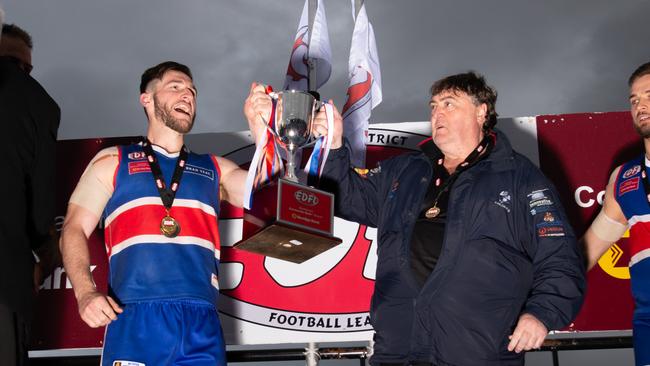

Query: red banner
<box><xmin>536</xmin><ymin>112</ymin><xmax>639</xmax><ymax>331</ymax></box>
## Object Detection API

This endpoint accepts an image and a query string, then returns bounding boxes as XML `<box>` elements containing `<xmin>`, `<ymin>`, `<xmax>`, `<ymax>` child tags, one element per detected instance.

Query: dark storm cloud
<box><xmin>2</xmin><ymin>0</ymin><xmax>648</xmax><ymax>139</ymax></box>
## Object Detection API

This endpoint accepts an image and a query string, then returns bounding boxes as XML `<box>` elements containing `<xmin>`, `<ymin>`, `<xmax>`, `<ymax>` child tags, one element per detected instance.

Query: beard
<box><xmin>634</xmin><ymin>120</ymin><xmax>650</xmax><ymax>139</ymax></box>
<box><xmin>153</xmin><ymin>94</ymin><xmax>195</xmax><ymax>134</ymax></box>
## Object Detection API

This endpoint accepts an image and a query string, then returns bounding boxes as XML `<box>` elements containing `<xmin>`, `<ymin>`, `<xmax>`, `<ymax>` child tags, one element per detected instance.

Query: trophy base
<box><xmin>234</xmin><ymin>223</ymin><xmax>342</xmax><ymax>264</ymax></box>
<box><xmin>234</xmin><ymin>179</ymin><xmax>341</xmax><ymax>263</ymax></box>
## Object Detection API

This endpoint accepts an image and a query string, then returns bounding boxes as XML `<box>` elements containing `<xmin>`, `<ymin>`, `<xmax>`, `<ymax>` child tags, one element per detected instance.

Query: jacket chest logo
<box><xmin>493</xmin><ymin>190</ymin><xmax>511</xmax><ymax>212</ymax></box>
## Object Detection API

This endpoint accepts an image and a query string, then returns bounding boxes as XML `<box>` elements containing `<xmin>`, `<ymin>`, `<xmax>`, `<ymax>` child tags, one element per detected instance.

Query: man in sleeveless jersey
<box><xmin>60</xmin><ymin>61</ymin><xmax>271</xmax><ymax>366</ymax></box>
<box><xmin>583</xmin><ymin>61</ymin><xmax>650</xmax><ymax>366</ymax></box>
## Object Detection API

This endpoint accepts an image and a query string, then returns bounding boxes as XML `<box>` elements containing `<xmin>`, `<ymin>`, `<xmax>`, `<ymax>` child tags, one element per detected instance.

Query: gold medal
<box><xmin>425</xmin><ymin>206</ymin><xmax>441</xmax><ymax>219</ymax></box>
<box><xmin>160</xmin><ymin>215</ymin><xmax>181</xmax><ymax>237</ymax></box>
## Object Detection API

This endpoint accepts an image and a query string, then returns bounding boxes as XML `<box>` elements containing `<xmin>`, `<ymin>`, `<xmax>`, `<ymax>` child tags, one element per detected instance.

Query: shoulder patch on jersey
<box><xmin>128</xmin><ymin>161</ymin><xmax>151</xmax><ymax>175</ymax></box>
<box><xmin>619</xmin><ymin>176</ymin><xmax>640</xmax><ymax>195</ymax></box>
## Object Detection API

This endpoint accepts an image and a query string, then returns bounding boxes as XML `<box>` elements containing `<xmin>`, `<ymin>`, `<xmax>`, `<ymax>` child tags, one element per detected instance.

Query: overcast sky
<box><xmin>2</xmin><ymin>0</ymin><xmax>649</xmax><ymax>140</ymax></box>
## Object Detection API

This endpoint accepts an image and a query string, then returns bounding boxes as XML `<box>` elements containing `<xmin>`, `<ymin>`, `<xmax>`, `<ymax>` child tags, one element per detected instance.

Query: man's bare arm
<box><xmin>59</xmin><ymin>149</ymin><xmax>122</xmax><ymax>327</ymax></box>
<box><xmin>216</xmin><ymin>156</ymin><xmax>248</xmax><ymax>208</ymax></box>
<box><xmin>583</xmin><ymin>166</ymin><xmax>628</xmax><ymax>270</ymax></box>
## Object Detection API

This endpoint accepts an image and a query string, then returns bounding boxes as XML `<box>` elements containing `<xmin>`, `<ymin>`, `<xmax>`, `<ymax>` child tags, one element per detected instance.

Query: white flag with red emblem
<box><xmin>283</xmin><ymin>0</ymin><xmax>332</xmax><ymax>91</ymax></box>
<box><xmin>342</xmin><ymin>0</ymin><xmax>382</xmax><ymax>167</ymax></box>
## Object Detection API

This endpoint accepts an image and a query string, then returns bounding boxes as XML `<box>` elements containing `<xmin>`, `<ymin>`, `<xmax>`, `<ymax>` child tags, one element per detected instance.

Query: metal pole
<box><xmin>305</xmin><ymin>342</ymin><xmax>320</xmax><ymax>366</ymax></box>
<box><xmin>354</xmin><ymin>0</ymin><xmax>364</xmax><ymax>18</ymax></box>
<box><xmin>307</xmin><ymin>0</ymin><xmax>317</xmax><ymax>91</ymax></box>
<box><xmin>552</xmin><ymin>350</ymin><xmax>559</xmax><ymax>366</ymax></box>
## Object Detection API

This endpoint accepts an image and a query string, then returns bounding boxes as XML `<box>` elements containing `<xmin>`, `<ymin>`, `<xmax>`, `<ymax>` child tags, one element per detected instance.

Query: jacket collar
<box><xmin>418</xmin><ymin>128</ymin><xmax>515</xmax><ymax>171</ymax></box>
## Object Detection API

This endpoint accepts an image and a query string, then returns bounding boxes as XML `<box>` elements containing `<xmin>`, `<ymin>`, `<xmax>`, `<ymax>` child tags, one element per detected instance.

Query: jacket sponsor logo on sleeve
<box><xmin>537</xmin><ymin>225</ymin><xmax>565</xmax><ymax>237</ymax></box>
<box><xmin>543</xmin><ymin>212</ymin><xmax>555</xmax><ymax>222</ymax></box>
<box><xmin>622</xmin><ymin>165</ymin><xmax>641</xmax><ymax>179</ymax></box>
<box><xmin>536</xmin><ymin>210</ymin><xmax>565</xmax><ymax>237</ymax></box>
<box><xmin>619</xmin><ymin>177</ymin><xmax>640</xmax><ymax>195</ymax></box>
<box><xmin>128</xmin><ymin>161</ymin><xmax>151</xmax><ymax>175</ymax></box>
<box><xmin>530</xmin><ymin>205</ymin><xmax>555</xmax><ymax>216</ymax></box>
<box><xmin>527</xmin><ymin>189</ymin><xmax>554</xmax><ymax>209</ymax></box>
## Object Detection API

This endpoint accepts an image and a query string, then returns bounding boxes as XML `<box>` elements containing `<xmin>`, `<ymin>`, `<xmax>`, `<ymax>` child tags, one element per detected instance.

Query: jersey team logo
<box><xmin>622</xmin><ymin>165</ymin><xmax>641</xmax><ymax>179</ymax></box>
<box><xmin>127</xmin><ymin>151</ymin><xmax>147</xmax><ymax>160</ymax></box>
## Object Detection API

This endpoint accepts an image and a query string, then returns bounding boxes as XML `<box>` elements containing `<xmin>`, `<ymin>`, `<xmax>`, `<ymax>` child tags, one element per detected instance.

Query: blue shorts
<box><xmin>101</xmin><ymin>300</ymin><xmax>226</xmax><ymax>366</ymax></box>
<box><xmin>634</xmin><ymin>316</ymin><xmax>650</xmax><ymax>366</ymax></box>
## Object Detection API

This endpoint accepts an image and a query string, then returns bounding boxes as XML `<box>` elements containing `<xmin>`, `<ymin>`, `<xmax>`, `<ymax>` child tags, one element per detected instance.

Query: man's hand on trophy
<box><xmin>313</xmin><ymin>99</ymin><xmax>344</xmax><ymax>149</ymax></box>
<box><xmin>244</xmin><ymin>82</ymin><xmax>273</xmax><ymax>143</ymax></box>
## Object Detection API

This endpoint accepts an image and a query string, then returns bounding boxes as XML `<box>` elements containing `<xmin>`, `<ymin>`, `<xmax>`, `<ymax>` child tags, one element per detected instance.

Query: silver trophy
<box><xmin>235</xmin><ymin>88</ymin><xmax>341</xmax><ymax>263</ymax></box>
<box><xmin>270</xmin><ymin>90</ymin><xmax>319</xmax><ymax>182</ymax></box>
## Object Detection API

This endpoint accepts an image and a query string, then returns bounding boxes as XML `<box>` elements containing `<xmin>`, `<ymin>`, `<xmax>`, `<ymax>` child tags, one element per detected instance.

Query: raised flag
<box><xmin>283</xmin><ymin>0</ymin><xmax>332</xmax><ymax>91</ymax></box>
<box><xmin>342</xmin><ymin>0</ymin><xmax>382</xmax><ymax>167</ymax></box>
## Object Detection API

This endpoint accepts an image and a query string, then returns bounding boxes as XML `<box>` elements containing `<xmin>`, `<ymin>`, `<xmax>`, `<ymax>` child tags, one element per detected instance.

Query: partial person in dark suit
<box><xmin>0</xmin><ymin>14</ymin><xmax>60</xmax><ymax>366</ymax></box>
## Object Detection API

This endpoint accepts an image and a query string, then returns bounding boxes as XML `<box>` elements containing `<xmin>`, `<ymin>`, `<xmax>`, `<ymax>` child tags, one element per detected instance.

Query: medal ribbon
<box><xmin>141</xmin><ymin>138</ymin><xmax>189</xmax><ymax>212</ymax></box>
<box><xmin>639</xmin><ymin>156</ymin><xmax>650</xmax><ymax>205</ymax></box>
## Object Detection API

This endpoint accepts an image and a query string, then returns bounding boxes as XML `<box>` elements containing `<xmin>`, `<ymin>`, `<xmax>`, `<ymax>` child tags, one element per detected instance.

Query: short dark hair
<box><xmin>430</xmin><ymin>71</ymin><xmax>498</xmax><ymax>133</ymax></box>
<box><xmin>140</xmin><ymin>61</ymin><xmax>193</xmax><ymax>93</ymax></box>
<box><xmin>1</xmin><ymin>24</ymin><xmax>32</xmax><ymax>49</ymax></box>
<box><xmin>629</xmin><ymin>62</ymin><xmax>650</xmax><ymax>87</ymax></box>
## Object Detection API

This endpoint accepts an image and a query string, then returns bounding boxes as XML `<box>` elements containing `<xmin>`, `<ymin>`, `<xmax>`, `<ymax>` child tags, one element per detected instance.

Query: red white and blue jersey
<box><xmin>103</xmin><ymin>143</ymin><xmax>222</xmax><ymax>306</ymax></box>
<box><xmin>615</xmin><ymin>156</ymin><xmax>650</xmax><ymax>315</ymax></box>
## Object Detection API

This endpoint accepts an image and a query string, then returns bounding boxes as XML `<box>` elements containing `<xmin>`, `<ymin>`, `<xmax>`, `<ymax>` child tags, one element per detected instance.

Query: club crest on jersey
<box><xmin>127</xmin><ymin>151</ymin><xmax>147</xmax><ymax>161</ymax></box>
<box><xmin>623</xmin><ymin>165</ymin><xmax>641</xmax><ymax>179</ymax></box>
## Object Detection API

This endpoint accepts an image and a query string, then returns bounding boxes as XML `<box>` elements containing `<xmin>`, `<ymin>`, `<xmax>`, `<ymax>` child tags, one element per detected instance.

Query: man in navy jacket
<box><xmin>0</xmin><ymin>17</ymin><xmax>60</xmax><ymax>366</ymax></box>
<box><xmin>312</xmin><ymin>72</ymin><xmax>585</xmax><ymax>365</ymax></box>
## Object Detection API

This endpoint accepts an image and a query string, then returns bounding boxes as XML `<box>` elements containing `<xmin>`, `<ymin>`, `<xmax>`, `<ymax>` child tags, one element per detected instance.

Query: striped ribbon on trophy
<box><xmin>304</xmin><ymin>102</ymin><xmax>334</xmax><ymax>186</ymax></box>
<box><xmin>243</xmin><ymin>89</ymin><xmax>283</xmax><ymax>210</ymax></box>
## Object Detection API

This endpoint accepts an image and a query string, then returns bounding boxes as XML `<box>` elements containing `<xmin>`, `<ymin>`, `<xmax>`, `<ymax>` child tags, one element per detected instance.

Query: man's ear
<box><xmin>477</xmin><ymin>103</ymin><xmax>488</xmax><ymax>123</ymax></box>
<box><xmin>140</xmin><ymin>92</ymin><xmax>151</xmax><ymax>108</ymax></box>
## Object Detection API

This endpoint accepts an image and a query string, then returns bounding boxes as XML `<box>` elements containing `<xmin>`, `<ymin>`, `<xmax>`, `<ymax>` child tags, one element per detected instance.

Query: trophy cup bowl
<box><xmin>273</xmin><ymin>90</ymin><xmax>318</xmax><ymax>182</ymax></box>
<box><xmin>233</xmin><ymin>89</ymin><xmax>342</xmax><ymax>264</ymax></box>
